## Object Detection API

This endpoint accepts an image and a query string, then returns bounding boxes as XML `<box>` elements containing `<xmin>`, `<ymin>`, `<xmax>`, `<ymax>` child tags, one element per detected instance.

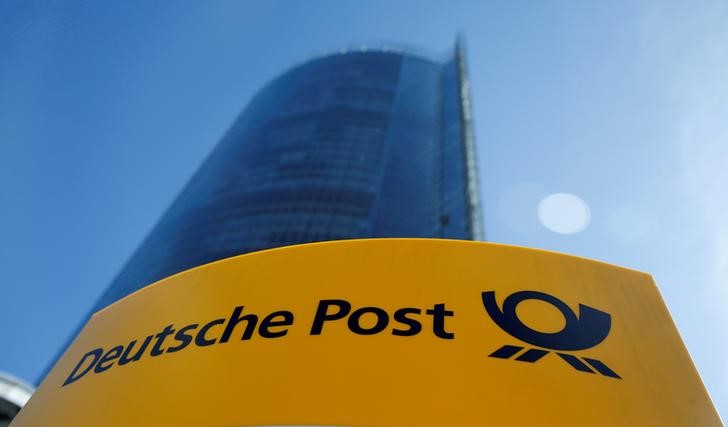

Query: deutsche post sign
<box><xmin>14</xmin><ymin>239</ymin><xmax>722</xmax><ymax>426</ymax></box>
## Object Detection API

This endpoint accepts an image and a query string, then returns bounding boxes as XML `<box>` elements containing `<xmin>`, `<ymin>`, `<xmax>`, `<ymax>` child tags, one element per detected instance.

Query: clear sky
<box><xmin>1</xmin><ymin>0</ymin><xmax>726</xmax><ymax>417</ymax></box>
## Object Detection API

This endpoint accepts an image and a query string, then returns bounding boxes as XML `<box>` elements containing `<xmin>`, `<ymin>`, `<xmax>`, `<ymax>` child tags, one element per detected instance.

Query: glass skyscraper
<box><xmin>93</xmin><ymin>40</ymin><xmax>483</xmax><ymax>311</ymax></box>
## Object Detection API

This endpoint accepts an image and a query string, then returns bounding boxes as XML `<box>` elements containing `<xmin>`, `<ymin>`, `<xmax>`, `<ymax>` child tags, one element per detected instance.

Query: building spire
<box><xmin>455</xmin><ymin>34</ymin><xmax>485</xmax><ymax>240</ymax></box>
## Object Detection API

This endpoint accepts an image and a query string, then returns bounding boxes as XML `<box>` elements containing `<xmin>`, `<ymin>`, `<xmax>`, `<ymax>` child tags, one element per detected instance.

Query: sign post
<box><xmin>14</xmin><ymin>239</ymin><xmax>722</xmax><ymax>426</ymax></box>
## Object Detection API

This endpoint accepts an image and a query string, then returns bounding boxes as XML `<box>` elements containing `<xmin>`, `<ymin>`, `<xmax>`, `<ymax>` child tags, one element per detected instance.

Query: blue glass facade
<box><xmin>92</xmin><ymin>44</ymin><xmax>482</xmax><ymax>311</ymax></box>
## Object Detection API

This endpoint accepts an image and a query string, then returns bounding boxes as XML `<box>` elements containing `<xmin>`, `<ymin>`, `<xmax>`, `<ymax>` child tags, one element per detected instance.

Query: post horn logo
<box><xmin>482</xmin><ymin>290</ymin><xmax>621</xmax><ymax>379</ymax></box>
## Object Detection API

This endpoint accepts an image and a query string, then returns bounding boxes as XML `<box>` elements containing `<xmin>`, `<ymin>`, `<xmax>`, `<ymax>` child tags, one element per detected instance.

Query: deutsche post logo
<box><xmin>482</xmin><ymin>290</ymin><xmax>621</xmax><ymax>379</ymax></box>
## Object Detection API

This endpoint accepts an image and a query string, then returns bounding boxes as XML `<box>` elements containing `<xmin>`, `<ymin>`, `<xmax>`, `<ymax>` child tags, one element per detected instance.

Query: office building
<box><xmin>90</xmin><ymin>40</ymin><xmax>482</xmax><ymax>311</ymax></box>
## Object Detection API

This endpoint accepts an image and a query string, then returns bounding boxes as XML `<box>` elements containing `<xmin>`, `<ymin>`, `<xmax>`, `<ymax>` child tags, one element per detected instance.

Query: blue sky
<box><xmin>1</xmin><ymin>0</ymin><xmax>726</xmax><ymax>417</ymax></box>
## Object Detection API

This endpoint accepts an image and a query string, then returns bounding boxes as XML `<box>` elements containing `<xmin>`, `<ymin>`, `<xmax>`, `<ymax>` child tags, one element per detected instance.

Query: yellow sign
<box><xmin>14</xmin><ymin>239</ymin><xmax>722</xmax><ymax>426</ymax></box>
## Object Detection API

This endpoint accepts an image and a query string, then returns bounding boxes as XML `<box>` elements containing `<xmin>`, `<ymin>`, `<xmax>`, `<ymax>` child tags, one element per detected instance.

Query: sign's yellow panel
<box><xmin>14</xmin><ymin>239</ymin><xmax>721</xmax><ymax>426</ymax></box>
